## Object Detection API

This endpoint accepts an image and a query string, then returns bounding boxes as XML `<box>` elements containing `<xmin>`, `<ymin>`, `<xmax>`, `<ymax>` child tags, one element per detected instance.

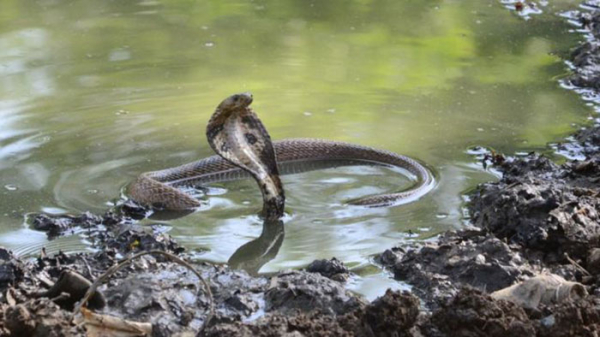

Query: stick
<box><xmin>73</xmin><ymin>250</ymin><xmax>214</xmax><ymax>333</ymax></box>
<box><xmin>79</xmin><ymin>255</ymin><xmax>94</xmax><ymax>279</ymax></box>
<box><xmin>565</xmin><ymin>253</ymin><xmax>591</xmax><ymax>276</ymax></box>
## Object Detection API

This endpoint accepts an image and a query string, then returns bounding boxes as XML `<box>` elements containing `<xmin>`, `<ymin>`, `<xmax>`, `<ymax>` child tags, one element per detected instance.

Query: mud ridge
<box><xmin>371</xmin><ymin>4</ymin><xmax>600</xmax><ymax>335</ymax></box>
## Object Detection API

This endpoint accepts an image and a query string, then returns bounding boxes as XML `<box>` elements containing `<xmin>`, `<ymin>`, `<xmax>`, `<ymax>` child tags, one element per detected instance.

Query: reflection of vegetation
<box><xmin>0</xmin><ymin>0</ymin><xmax>587</xmax><ymax>173</ymax></box>
<box><xmin>0</xmin><ymin>0</ymin><xmax>577</xmax><ymax>104</ymax></box>
<box><xmin>0</xmin><ymin>0</ymin><xmax>592</xmax><ymax>262</ymax></box>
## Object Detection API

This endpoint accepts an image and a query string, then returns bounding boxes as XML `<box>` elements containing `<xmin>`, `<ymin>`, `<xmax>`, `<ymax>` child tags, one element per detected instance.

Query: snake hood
<box><xmin>206</xmin><ymin>92</ymin><xmax>285</xmax><ymax>220</ymax></box>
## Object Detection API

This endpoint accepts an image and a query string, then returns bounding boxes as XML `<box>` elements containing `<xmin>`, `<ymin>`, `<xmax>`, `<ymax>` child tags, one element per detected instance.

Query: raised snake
<box><xmin>128</xmin><ymin>93</ymin><xmax>435</xmax><ymax>219</ymax></box>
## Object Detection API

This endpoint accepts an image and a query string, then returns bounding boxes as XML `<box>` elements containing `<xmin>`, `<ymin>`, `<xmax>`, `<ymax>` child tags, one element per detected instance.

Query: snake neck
<box><xmin>259</xmin><ymin>175</ymin><xmax>285</xmax><ymax>220</ymax></box>
<box><xmin>206</xmin><ymin>93</ymin><xmax>286</xmax><ymax>220</ymax></box>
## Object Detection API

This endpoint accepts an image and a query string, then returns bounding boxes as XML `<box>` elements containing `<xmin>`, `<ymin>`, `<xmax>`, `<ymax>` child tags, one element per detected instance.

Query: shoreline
<box><xmin>3</xmin><ymin>3</ymin><xmax>600</xmax><ymax>336</ymax></box>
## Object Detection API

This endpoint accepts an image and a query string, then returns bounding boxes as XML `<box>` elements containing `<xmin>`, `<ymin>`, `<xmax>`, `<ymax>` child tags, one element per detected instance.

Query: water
<box><xmin>0</xmin><ymin>0</ymin><xmax>592</xmax><ymax>295</ymax></box>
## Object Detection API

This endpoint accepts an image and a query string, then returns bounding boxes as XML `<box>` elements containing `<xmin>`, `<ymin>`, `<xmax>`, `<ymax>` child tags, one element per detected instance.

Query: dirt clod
<box><xmin>306</xmin><ymin>257</ymin><xmax>349</xmax><ymax>281</ymax></box>
<box><xmin>363</xmin><ymin>289</ymin><xmax>419</xmax><ymax>336</ymax></box>
<box><xmin>422</xmin><ymin>288</ymin><xmax>536</xmax><ymax>337</ymax></box>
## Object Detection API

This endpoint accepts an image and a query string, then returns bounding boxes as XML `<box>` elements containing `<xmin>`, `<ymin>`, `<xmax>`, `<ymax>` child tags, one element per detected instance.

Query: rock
<box><xmin>306</xmin><ymin>258</ymin><xmax>349</xmax><ymax>280</ymax></box>
<box><xmin>203</xmin><ymin>311</ymin><xmax>354</xmax><ymax>337</ymax></box>
<box><xmin>41</xmin><ymin>270</ymin><xmax>106</xmax><ymax>310</ymax></box>
<box><xmin>588</xmin><ymin>248</ymin><xmax>600</xmax><ymax>275</ymax></box>
<box><xmin>0</xmin><ymin>248</ymin><xmax>12</xmax><ymax>261</ymax></box>
<box><xmin>4</xmin><ymin>304</ymin><xmax>35</xmax><ymax>336</ymax></box>
<box><xmin>471</xmin><ymin>154</ymin><xmax>600</xmax><ymax>262</ymax></box>
<box><xmin>106</xmin><ymin>229</ymin><xmax>185</xmax><ymax>256</ymax></box>
<box><xmin>363</xmin><ymin>289</ymin><xmax>419</xmax><ymax>336</ymax></box>
<box><xmin>103</xmin><ymin>264</ymin><xmax>211</xmax><ymax>336</ymax></box>
<box><xmin>265</xmin><ymin>271</ymin><xmax>367</xmax><ymax>315</ymax></box>
<box><xmin>31</xmin><ymin>212</ymin><xmax>108</xmax><ymax>239</ymax></box>
<box><xmin>537</xmin><ymin>297</ymin><xmax>600</xmax><ymax>337</ymax></box>
<box><xmin>380</xmin><ymin>230</ymin><xmax>535</xmax><ymax>308</ymax></box>
<box><xmin>31</xmin><ymin>214</ymin><xmax>73</xmax><ymax>238</ymax></box>
<box><xmin>119</xmin><ymin>200</ymin><xmax>149</xmax><ymax>220</ymax></box>
<box><xmin>377</xmin><ymin>248</ymin><xmax>403</xmax><ymax>266</ymax></box>
<box><xmin>204</xmin><ymin>288</ymin><xmax>420</xmax><ymax>337</ymax></box>
<box><xmin>422</xmin><ymin>288</ymin><xmax>536</xmax><ymax>337</ymax></box>
<box><xmin>3</xmin><ymin>298</ymin><xmax>82</xmax><ymax>337</ymax></box>
<box><xmin>0</xmin><ymin>249</ymin><xmax>25</xmax><ymax>290</ymax></box>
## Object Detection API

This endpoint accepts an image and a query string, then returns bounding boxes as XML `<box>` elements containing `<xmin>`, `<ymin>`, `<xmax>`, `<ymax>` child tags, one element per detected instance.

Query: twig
<box><xmin>79</xmin><ymin>255</ymin><xmax>94</xmax><ymax>279</ymax></box>
<box><xmin>73</xmin><ymin>250</ymin><xmax>214</xmax><ymax>333</ymax></box>
<box><xmin>50</xmin><ymin>292</ymin><xmax>71</xmax><ymax>302</ymax></box>
<box><xmin>565</xmin><ymin>253</ymin><xmax>591</xmax><ymax>276</ymax></box>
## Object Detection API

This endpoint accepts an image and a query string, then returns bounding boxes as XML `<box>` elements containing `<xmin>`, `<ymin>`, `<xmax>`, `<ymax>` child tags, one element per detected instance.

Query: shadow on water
<box><xmin>125</xmin><ymin>197</ymin><xmax>288</xmax><ymax>276</ymax></box>
<box><xmin>147</xmin><ymin>207</ymin><xmax>284</xmax><ymax>276</ymax></box>
<box><xmin>148</xmin><ymin>206</ymin><xmax>286</xmax><ymax>275</ymax></box>
<box><xmin>148</xmin><ymin>209</ymin><xmax>196</xmax><ymax>221</ymax></box>
<box><xmin>227</xmin><ymin>219</ymin><xmax>285</xmax><ymax>275</ymax></box>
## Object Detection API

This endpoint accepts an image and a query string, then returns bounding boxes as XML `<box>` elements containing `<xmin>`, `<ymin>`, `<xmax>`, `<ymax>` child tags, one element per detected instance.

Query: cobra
<box><xmin>128</xmin><ymin>93</ymin><xmax>435</xmax><ymax>219</ymax></box>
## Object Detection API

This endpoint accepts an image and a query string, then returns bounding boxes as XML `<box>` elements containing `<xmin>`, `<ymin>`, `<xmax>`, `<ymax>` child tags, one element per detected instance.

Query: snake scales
<box><xmin>128</xmin><ymin>93</ymin><xmax>434</xmax><ymax>219</ymax></box>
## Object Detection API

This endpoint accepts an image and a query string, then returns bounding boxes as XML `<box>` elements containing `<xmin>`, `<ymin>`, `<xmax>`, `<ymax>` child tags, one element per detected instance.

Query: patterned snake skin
<box><xmin>128</xmin><ymin>94</ymin><xmax>435</xmax><ymax>218</ymax></box>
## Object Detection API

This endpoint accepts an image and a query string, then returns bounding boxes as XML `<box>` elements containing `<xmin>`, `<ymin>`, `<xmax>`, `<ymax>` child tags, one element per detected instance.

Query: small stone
<box><xmin>587</xmin><ymin>248</ymin><xmax>600</xmax><ymax>274</ymax></box>
<box><xmin>364</xmin><ymin>290</ymin><xmax>419</xmax><ymax>333</ymax></box>
<box><xmin>447</xmin><ymin>255</ymin><xmax>461</xmax><ymax>266</ymax></box>
<box><xmin>5</xmin><ymin>304</ymin><xmax>35</xmax><ymax>335</ymax></box>
<box><xmin>330</xmin><ymin>273</ymin><xmax>349</xmax><ymax>283</ymax></box>
<box><xmin>475</xmin><ymin>254</ymin><xmax>486</xmax><ymax>264</ymax></box>
<box><xmin>379</xmin><ymin>249</ymin><xmax>400</xmax><ymax>266</ymax></box>
<box><xmin>540</xmin><ymin>315</ymin><xmax>555</xmax><ymax>328</ymax></box>
<box><xmin>225</xmin><ymin>293</ymin><xmax>258</xmax><ymax>315</ymax></box>
<box><xmin>0</xmin><ymin>248</ymin><xmax>12</xmax><ymax>261</ymax></box>
<box><xmin>306</xmin><ymin>258</ymin><xmax>349</xmax><ymax>279</ymax></box>
<box><xmin>31</xmin><ymin>214</ymin><xmax>73</xmax><ymax>238</ymax></box>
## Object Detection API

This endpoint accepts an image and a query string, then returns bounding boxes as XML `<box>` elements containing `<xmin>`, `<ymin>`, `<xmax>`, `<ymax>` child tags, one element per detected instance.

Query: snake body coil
<box><xmin>128</xmin><ymin>93</ymin><xmax>434</xmax><ymax>218</ymax></box>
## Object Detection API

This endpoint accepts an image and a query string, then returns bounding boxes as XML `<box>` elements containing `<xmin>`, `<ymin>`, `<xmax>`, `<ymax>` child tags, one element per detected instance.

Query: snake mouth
<box><xmin>221</xmin><ymin>92</ymin><xmax>253</xmax><ymax>110</ymax></box>
<box><xmin>235</xmin><ymin>92</ymin><xmax>253</xmax><ymax>106</ymax></box>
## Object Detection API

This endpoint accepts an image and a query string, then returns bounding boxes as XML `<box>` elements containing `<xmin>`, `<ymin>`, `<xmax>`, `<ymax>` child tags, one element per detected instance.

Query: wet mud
<box><xmin>377</xmin><ymin>143</ymin><xmax>600</xmax><ymax>333</ymax></box>
<box><xmin>0</xmin><ymin>227</ymin><xmax>372</xmax><ymax>336</ymax></box>
<box><xmin>371</xmin><ymin>4</ymin><xmax>600</xmax><ymax>335</ymax></box>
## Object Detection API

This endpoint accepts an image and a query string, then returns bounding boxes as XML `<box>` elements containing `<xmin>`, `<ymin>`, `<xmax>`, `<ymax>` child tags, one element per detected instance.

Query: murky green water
<box><xmin>0</xmin><ymin>0</ymin><xmax>592</xmax><ymax>296</ymax></box>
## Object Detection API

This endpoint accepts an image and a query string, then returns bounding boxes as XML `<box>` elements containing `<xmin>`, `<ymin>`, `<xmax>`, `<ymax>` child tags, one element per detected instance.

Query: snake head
<box><xmin>217</xmin><ymin>92</ymin><xmax>253</xmax><ymax>111</ymax></box>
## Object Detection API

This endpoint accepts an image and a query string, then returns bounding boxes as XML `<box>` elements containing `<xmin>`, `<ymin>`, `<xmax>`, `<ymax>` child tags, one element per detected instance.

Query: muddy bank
<box><xmin>4</xmin><ymin>235</ymin><xmax>600</xmax><ymax>336</ymax></box>
<box><xmin>375</xmin><ymin>135</ymin><xmax>600</xmax><ymax>332</ymax></box>
<box><xmin>377</xmin><ymin>151</ymin><xmax>600</xmax><ymax>307</ymax></box>
<box><xmin>377</xmin><ymin>115</ymin><xmax>600</xmax><ymax>329</ymax></box>
<box><xmin>0</xmin><ymin>225</ymin><xmax>371</xmax><ymax>336</ymax></box>
<box><xmin>370</xmin><ymin>5</ymin><xmax>600</xmax><ymax>335</ymax></box>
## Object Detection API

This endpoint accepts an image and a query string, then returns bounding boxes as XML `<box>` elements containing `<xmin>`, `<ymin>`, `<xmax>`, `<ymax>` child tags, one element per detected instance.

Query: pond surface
<box><xmin>0</xmin><ymin>0</ymin><xmax>592</xmax><ymax>296</ymax></box>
